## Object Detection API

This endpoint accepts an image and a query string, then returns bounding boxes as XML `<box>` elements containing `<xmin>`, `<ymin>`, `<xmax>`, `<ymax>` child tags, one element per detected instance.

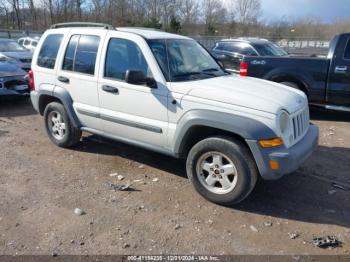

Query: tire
<box><xmin>280</xmin><ymin>81</ymin><xmax>300</xmax><ymax>89</ymax></box>
<box><xmin>186</xmin><ymin>136</ymin><xmax>258</xmax><ymax>206</ymax></box>
<box><xmin>43</xmin><ymin>102</ymin><xmax>82</xmax><ymax>148</ymax></box>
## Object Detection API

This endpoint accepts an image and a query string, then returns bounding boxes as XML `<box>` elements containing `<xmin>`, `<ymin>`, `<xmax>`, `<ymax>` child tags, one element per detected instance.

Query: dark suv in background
<box><xmin>211</xmin><ymin>38</ymin><xmax>288</xmax><ymax>73</ymax></box>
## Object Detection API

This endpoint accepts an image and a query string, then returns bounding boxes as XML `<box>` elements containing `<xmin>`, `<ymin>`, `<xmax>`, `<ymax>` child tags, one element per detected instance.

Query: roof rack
<box><xmin>118</xmin><ymin>27</ymin><xmax>163</xmax><ymax>32</ymax></box>
<box><xmin>51</xmin><ymin>22</ymin><xmax>115</xmax><ymax>30</ymax></box>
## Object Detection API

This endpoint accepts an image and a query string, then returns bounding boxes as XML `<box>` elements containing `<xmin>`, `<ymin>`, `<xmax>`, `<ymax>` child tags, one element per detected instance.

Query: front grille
<box><xmin>19</xmin><ymin>58</ymin><xmax>32</xmax><ymax>63</ymax></box>
<box><xmin>292</xmin><ymin>107</ymin><xmax>309</xmax><ymax>142</ymax></box>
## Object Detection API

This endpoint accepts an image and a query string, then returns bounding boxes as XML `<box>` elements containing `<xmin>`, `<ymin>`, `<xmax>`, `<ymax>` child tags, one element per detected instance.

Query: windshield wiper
<box><xmin>173</xmin><ymin>72</ymin><xmax>202</xmax><ymax>78</ymax></box>
<box><xmin>202</xmin><ymin>68</ymin><xmax>220</xmax><ymax>72</ymax></box>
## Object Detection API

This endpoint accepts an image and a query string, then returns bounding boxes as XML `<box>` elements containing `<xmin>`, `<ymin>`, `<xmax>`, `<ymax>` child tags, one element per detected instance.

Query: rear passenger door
<box><xmin>56</xmin><ymin>29</ymin><xmax>107</xmax><ymax>130</ymax></box>
<box><xmin>97</xmin><ymin>32</ymin><xmax>169</xmax><ymax>148</ymax></box>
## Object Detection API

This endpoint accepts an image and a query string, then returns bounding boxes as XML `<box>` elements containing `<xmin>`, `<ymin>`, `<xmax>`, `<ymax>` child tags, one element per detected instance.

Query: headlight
<box><xmin>279</xmin><ymin>111</ymin><xmax>290</xmax><ymax>134</ymax></box>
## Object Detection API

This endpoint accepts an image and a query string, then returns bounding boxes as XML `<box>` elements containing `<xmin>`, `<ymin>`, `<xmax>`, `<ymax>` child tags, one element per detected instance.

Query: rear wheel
<box><xmin>44</xmin><ymin>102</ymin><xmax>81</xmax><ymax>148</ymax></box>
<box><xmin>186</xmin><ymin>136</ymin><xmax>258</xmax><ymax>205</ymax></box>
<box><xmin>280</xmin><ymin>81</ymin><xmax>300</xmax><ymax>89</ymax></box>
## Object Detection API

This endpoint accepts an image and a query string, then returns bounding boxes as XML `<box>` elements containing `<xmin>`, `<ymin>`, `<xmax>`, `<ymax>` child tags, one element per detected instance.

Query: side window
<box><xmin>32</xmin><ymin>41</ymin><xmax>38</xmax><ymax>47</ymax></box>
<box><xmin>24</xmin><ymin>39</ymin><xmax>30</xmax><ymax>45</ymax></box>
<box><xmin>241</xmin><ymin>46</ymin><xmax>258</xmax><ymax>56</ymax></box>
<box><xmin>215</xmin><ymin>43</ymin><xmax>224</xmax><ymax>51</ymax></box>
<box><xmin>345</xmin><ymin>39</ymin><xmax>350</xmax><ymax>59</ymax></box>
<box><xmin>18</xmin><ymin>39</ymin><xmax>24</xmax><ymax>45</ymax></box>
<box><xmin>63</xmin><ymin>35</ymin><xmax>79</xmax><ymax>71</ymax></box>
<box><xmin>105</xmin><ymin>38</ymin><xmax>150</xmax><ymax>81</ymax></box>
<box><xmin>62</xmin><ymin>35</ymin><xmax>100</xmax><ymax>75</ymax></box>
<box><xmin>37</xmin><ymin>34</ymin><xmax>63</xmax><ymax>69</ymax></box>
<box><xmin>223</xmin><ymin>43</ymin><xmax>241</xmax><ymax>53</ymax></box>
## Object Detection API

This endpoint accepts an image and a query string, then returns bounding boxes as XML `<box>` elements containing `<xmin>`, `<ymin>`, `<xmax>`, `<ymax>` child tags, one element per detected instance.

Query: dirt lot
<box><xmin>0</xmin><ymin>99</ymin><xmax>349</xmax><ymax>256</ymax></box>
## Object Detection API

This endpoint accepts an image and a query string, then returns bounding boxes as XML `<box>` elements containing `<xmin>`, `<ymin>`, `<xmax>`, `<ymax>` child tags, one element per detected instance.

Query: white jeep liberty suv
<box><xmin>29</xmin><ymin>23</ymin><xmax>319</xmax><ymax>205</ymax></box>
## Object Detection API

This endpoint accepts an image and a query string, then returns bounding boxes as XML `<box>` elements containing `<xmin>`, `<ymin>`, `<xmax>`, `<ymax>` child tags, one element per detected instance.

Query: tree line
<box><xmin>0</xmin><ymin>0</ymin><xmax>349</xmax><ymax>39</ymax></box>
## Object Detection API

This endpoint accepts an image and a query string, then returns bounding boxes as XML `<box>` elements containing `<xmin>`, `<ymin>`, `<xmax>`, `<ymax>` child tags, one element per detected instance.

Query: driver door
<box><xmin>97</xmin><ymin>32</ymin><xmax>169</xmax><ymax>148</ymax></box>
<box><xmin>327</xmin><ymin>36</ymin><xmax>350</xmax><ymax>106</ymax></box>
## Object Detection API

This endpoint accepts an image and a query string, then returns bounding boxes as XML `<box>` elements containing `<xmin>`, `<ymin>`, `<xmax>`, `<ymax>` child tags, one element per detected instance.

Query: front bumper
<box><xmin>0</xmin><ymin>75</ymin><xmax>29</xmax><ymax>97</ymax></box>
<box><xmin>246</xmin><ymin>125</ymin><xmax>319</xmax><ymax>180</ymax></box>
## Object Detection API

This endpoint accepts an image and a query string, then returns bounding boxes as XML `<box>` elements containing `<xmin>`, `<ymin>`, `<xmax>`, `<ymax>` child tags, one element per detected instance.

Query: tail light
<box><xmin>240</xmin><ymin>62</ymin><xmax>249</xmax><ymax>76</ymax></box>
<box><xmin>28</xmin><ymin>69</ymin><xmax>35</xmax><ymax>91</ymax></box>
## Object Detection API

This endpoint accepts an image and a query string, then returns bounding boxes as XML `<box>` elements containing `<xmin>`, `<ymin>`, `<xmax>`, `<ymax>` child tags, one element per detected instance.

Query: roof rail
<box><xmin>118</xmin><ymin>27</ymin><xmax>163</xmax><ymax>32</ymax></box>
<box><xmin>51</xmin><ymin>22</ymin><xmax>115</xmax><ymax>30</ymax></box>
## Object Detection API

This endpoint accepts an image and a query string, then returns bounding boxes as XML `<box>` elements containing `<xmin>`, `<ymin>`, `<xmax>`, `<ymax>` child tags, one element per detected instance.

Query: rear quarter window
<box><xmin>37</xmin><ymin>34</ymin><xmax>63</xmax><ymax>69</ymax></box>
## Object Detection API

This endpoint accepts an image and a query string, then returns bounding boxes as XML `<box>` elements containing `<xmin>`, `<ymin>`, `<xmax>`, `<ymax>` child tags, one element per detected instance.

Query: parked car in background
<box><xmin>239</xmin><ymin>32</ymin><xmax>350</xmax><ymax>112</ymax></box>
<box><xmin>18</xmin><ymin>37</ymin><xmax>40</xmax><ymax>51</ymax></box>
<box><xmin>0</xmin><ymin>39</ymin><xmax>33</xmax><ymax>71</ymax></box>
<box><xmin>0</xmin><ymin>61</ymin><xmax>29</xmax><ymax>98</ymax></box>
<box><xmin>212</xmin><ymin>38</ymin><xmax>289</xmax><ymax>73</ymax></box>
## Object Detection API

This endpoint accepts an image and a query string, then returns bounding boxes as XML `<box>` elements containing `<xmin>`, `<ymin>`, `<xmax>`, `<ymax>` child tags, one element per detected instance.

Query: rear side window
<box><xmin>37</xmin><ymin>34</ymin><xmax>63</xmax><ymax>69</ymax></box>
<box><xmin>345</xmin><ymin>39</ymin><xmax>350</xmax><ymax>59</ymax></box>
<box><xmin>62</xmin><ymin>35</ymin><xmax>100</xmax><ymax>75</ymax></box>
<box><xmin>223</xmin><ymin>43</ymin><xmax>241</xmax><ymax>53</ymax></box>
<box><xmin>104</xmin><ymin>38</ymin><xmax>150</xmax><ymax>81</ymax></box>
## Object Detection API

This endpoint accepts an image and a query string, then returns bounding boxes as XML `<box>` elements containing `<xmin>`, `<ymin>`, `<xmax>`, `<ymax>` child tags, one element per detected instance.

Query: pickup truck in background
<box><xmin>236</xmin><ymin>33</ymin><xmax>350</xmax><ymax>111</ymax></box>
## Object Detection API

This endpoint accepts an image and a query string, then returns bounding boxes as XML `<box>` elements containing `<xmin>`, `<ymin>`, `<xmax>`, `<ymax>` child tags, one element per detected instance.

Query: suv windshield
<box><xmin>253</xmin><ymin>42</ymin><xmax>288</xmax><ymax>57</ymax></box>
<box><xmin>0</xmin><ymin>41</ymin><xmax>27</xmax><ymax>52</ymax></box>
<box><xmin>148</xmin><ymin>39</ymin><xmax>226</xmax><ymax>82</ymax></box>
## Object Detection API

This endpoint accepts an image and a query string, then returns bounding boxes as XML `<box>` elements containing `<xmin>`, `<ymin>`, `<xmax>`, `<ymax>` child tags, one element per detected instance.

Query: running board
<box><xmin>325</xmin><ymin>105</ymin><xmax>350</xmax><ymax>112</ymax></box>
<box><xmin>310</xmin><ymin>103</ymin><xmax>350</xmax><ymax>112</ymax></box>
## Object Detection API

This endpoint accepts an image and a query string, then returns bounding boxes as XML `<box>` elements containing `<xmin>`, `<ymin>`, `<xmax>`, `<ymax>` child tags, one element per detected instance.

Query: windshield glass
<box><xmin>148</xmin><ymin>39</ymin><xmax>226</xmax><ymax>82</ymax></box>
<box><xmin>0</xmin><ymin>41</ymin><xmax>27</xmax><ymax>52</ymax></box>
<box><xmin>253</xmin><ymin>42</ymin><xmax>288</xmax><ymax>56</ymax></box>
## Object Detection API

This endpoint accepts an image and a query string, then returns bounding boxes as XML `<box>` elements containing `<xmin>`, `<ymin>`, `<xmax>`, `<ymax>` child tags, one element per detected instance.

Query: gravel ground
<box><xmin>0</xmin><ymin>99</ymin><xmax>349</xmax><ymax>255</ymax></box>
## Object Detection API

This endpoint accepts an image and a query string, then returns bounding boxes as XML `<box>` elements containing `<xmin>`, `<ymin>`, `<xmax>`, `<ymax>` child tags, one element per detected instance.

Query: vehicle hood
<box><xmin>173</xmin><ymin>75</ymin><xmax>307</xmax><ymax>114</ymax></box>
<box><xmin>0</xmin><ymin>51</ymin><xmax>32</xmax><ymax>60</ymax></box>
<box><xmin>0</xmin><ymin>62</ymin><xmax>26</xmax><ymax>77</ymax></box>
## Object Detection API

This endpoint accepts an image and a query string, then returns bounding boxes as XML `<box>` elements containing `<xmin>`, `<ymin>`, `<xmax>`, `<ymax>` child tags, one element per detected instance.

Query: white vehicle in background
<box><xmin>29</xmin><ymin>23</ymin><xmax>319</xmax><ymax>205</ymax></box>
<box><xmin>18</xmin><ymin>37</ymin><xmax>40</xmax><ymax>51</ymax></box>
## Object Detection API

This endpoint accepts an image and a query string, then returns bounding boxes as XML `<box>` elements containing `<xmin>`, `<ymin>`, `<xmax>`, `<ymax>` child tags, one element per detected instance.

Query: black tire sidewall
<box><xmin>44</xmin><ymin>102</ymin><xmax>73</xmax><ymax>147</ymax></box>
<box><xmin>186</xmin><ymin>137</ymin><xmax>255</xmax><ymax>205</ymax></box>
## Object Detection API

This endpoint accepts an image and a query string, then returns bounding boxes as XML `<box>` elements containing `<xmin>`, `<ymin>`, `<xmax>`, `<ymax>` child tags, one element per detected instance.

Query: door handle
<box><xmin>335</xmin><ymin>66</ymin><xmax>348</xmax><ymax>73</ymax></box>
<box><xmin>57</xmin><ymin>76</ymin><xmax>70</xmax><ymax>83</ymax></box>
<box><xmin>102</xmin><ymin>85</ymin><xmax>119</xmax><ymax>94</ymax></box>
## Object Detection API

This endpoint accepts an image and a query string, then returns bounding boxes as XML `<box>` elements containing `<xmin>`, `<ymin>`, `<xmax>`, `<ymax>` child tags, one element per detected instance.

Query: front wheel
<box><xmin>186</xmin><ymin>136</ymin><xmax>258</xmax><ymax>205</ymax></box>
<box><xmin>280</xmin><ymin>81</ymin><xmax>300</xmax><ymax>89</ymax></box>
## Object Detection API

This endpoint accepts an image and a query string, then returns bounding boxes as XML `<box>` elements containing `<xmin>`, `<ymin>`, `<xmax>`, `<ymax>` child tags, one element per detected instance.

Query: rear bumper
<box><xmin>247</xmin><ymin>125</ymin><xmax>319</xmax><ymax>180</ymax></box>
<box><xmin>30</xmin><ymin>91</ymin><xmax>40</xmax><ymax>112</ymax></box>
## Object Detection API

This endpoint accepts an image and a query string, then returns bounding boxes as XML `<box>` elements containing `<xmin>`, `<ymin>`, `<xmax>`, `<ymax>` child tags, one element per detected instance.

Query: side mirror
<box><xmin>125</xmin><ymin>70</ymin><xmax>157</xmax><ymax>88</ymax></box>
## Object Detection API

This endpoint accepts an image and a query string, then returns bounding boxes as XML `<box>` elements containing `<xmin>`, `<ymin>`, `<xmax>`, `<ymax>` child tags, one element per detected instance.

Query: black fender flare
<box><xmin>38</xmin><ymin>86</ymin><xmax>81</xmax><ymax>128</ymax></box>
<box><xmin>173</xmin><ymin>110</ymin><xmax>276</xmax><ymax>155</ymax></box>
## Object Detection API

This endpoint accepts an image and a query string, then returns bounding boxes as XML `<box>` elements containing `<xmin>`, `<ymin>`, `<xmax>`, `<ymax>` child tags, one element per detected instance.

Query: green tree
<box><xmin>168</xmin><ymin>16</ymin><xmax>181</xmax><ymax>33</ymax></box>
<box><xmin>144</xmin><ymin>17</ymin><xmax>162</xmax><ymax>29</ymax></box>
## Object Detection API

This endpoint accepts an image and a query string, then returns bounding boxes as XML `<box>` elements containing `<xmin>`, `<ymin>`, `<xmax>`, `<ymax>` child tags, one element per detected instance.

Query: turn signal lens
<box><xmin>259</xmin><ymin>138</ymin><xmax>284</xmax><ymax>148</ymax></box>
<box><xmin>240</xmin><ymin>62</ymin><xmax>249</xmax><ymax>76</ymax></box>
<box><xmin>269</xmin><ymin>160</ymin><xmax>280</xmax><ymax>170</ymax></box>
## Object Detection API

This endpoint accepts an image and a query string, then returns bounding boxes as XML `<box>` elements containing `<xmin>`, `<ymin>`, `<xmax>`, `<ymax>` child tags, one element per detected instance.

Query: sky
<box><xmin>260</xmin><ymin>0</ymin><xmax>350</xmax><ymax>23</ymax></box>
